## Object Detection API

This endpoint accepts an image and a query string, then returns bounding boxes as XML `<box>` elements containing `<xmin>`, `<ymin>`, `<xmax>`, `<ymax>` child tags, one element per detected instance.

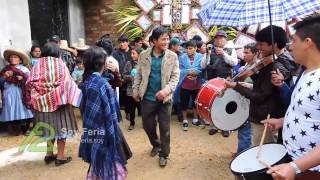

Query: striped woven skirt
<box><xmin>34</xmin><ymin>105</ymin><xmax>78</xmax><ymax>140</ymax></box>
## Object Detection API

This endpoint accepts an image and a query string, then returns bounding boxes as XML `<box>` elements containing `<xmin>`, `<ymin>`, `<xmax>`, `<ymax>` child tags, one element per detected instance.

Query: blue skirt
<box><xmin>0</xmin><ymin>83</ymin><xmax>33</xmax><ymax>122</ymax></box>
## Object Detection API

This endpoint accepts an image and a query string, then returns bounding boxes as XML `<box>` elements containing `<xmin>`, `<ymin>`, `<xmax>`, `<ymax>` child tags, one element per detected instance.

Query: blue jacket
<box><xmin>173</xmin><ymin>52</ymin><xmax>203</xmax><ymax>105</ymax></box>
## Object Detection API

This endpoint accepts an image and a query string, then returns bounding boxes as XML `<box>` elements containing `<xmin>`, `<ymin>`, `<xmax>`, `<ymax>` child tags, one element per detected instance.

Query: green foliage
<box><xmin>208</xmin><ymin>26</ymin><xmax>238</xmax><ymax>40</ymax></box>
<box><xmin>107</xmin><ymin>5</ymin><xmax>143</xmax><ymax>41</ymax></box>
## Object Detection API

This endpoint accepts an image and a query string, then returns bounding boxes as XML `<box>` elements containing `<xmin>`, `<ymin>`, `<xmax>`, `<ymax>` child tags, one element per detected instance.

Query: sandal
<box><xmin>55</xmin><ymin>157</ymin><xmax>72</xmax><ymax>166</ymax></box>
<box><xmin>44</xmin><ymin>154</ymin><xmax>57</xmax><ymax>165</ymax></box>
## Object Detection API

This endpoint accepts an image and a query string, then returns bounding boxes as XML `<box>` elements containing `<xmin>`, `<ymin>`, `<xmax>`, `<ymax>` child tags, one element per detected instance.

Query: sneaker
<box><xmin>159</xmin><ymin>157</ymin><xmax>167</xmax><ymax>167</ymax></box>
<box><xmin>192</xmin><ymin>119</ymin><xmax>200</xmax><ymax>126</ymax></box>
<box><xmin>182</xmin><ymin>121</ymin><xmax>188</xmax><ymax>131</ymax></box>
<box><xmin>222</xmin><ymin>131</ymin><xmax>230</xmax><ymax>137</ymax></box>
<box><xmin>208</xmin><ymin>128</ymin><xmax>218</xmax><ymax>135</ymax></box>
<box><xmin>150</xmin><ymin>147</ymin><xmax>161</xmax><ymax>157</ymax></box>
<box><xmin>128</xmin><ymin>125</ymin><xmax>134</xmax><ymax>131</ymax></box>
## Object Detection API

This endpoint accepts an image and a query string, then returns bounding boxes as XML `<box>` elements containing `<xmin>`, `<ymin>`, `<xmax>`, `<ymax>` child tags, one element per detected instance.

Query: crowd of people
<box><xmin>0</xmin><ymin>14</ymin><xmax>320</xmax><ymax>180</ymax></box>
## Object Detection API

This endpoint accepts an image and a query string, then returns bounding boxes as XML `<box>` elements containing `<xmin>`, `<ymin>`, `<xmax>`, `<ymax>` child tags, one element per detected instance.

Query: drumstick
<box><xmin>258</xmin><ymin>159</ymin><xmax>281</xmax><ymax>176</ymax></box>
<box><xmin>257</xmin><ymin>114</ymin><xmax>270</xmax><ymax>159</ymax></box>
<box><xmin>258</xmin><ymin>159</ymin><xmax>271</xmax><ymax>169</ymax></box>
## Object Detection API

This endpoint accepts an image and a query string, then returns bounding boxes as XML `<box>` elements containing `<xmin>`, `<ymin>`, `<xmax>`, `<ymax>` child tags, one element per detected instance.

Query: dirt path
<box><xmin>0</xmin><ymin>110</ymin><xmax>237</xmax><ymax>180</ymax></box>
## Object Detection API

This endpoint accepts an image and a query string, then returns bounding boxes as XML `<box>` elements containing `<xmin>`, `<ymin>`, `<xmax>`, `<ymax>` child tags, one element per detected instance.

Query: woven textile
<box><xmin>27</xmin><ymin>56</ymin><xmax>82</xmax><ymax>112</ymax></box>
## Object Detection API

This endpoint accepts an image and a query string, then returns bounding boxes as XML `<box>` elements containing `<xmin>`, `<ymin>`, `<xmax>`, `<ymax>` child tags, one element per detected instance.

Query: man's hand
<box><xmin>225</xmin><ymin>79</ymin><xmax>237</xmax><ymax>89</ymax></box>
<box><xmin>261</xmin><ymin>118</ymin><xmax>284</xmax><ymax>131</ymax></box>
<box><xmin>155</xmin><ymin>89</ymin><xmax>168</xmax><ymax>101</ymax></box>
<box><xmin>267</xmin><ymin>163</ymin><xmax>296</xmax><ymax>180</ymax></box>
<box><xmin>106</xmin><ymin>62</ymin><xmax>118</xmax><ymax>72</ymax></box>
<box><xmin>4</xmin><ymin>71</ymin><xmax>13</xmax><ymax>78</ymax></box>
<box><xmin>215</xmin><ymin>47</ymin><xmax>224</xmax><ymax>56</ymax></box>
<box><xmin>132</xmin><ymin>92</ymin><xmax>141</xmax><ymax>102</ymax></box>
<box><xmin>16</xmin><ymin>76</ymin><xmax>23</xmax><ymax>81</ymax></box>
<box><xmin>271</xmin><ymin>69</ymin><xmax>285</xmax><ymax>87</ymax></box>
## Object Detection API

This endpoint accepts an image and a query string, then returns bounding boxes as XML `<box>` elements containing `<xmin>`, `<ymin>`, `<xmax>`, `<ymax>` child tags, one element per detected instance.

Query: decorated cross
<box><xmin>134</xmin><ymin>0</ymin><xmax>210</xmax><ymax>42</ymax></box>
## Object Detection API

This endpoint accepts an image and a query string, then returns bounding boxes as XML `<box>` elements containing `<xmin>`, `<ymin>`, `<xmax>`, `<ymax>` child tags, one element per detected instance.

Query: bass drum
<box><xmin>211</xmin><ymin>88</ymin><xmax>249</xmax><ymax>131</ymax></box>
<box><xmin>195</xmin><ymin>78</ymin><xmax>225</xmax><ymax>124</ymax></box>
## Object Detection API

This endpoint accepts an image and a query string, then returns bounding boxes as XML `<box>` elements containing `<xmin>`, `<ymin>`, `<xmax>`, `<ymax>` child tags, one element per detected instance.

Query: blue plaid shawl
<box><xmin>78</xmin><ymin>73</ymin><xmax>125</xmax><ymax>179</ymax></box>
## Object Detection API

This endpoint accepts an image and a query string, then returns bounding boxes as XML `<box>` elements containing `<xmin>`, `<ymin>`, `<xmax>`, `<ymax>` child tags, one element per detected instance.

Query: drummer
<box><xmin>232</xmin><ymin>43</ymin><xmax>258</xmax><ymax>156</ymax></box>
<box><xmin>264</xmin><ymin>15</ymin><xmax>320</xmax><ymax>180</ymax></box>
<box><xmin>203</xmin><ymin>30</ymin><xmax>239</xmax><ymax>137</ymax></box>
<box><xmin>224</xmin><ymin>26</ymin><xmax>291</xmax><ymax>146</ymax></box>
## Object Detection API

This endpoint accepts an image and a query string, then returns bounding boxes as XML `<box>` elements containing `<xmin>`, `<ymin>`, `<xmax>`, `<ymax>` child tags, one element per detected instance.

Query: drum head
<box><xmin>211</xmin><ymin>89</ymin><xmax>249</xmax><ymax>131</ymax></box>
<box><xmin>230</xmin><ymin>144</ymin><xmax>287</xmax><ymax>174</ymax></box>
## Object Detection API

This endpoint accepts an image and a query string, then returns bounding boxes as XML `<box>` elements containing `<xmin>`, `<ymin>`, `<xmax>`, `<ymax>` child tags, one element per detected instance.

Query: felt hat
<box><xmin>215</xmin><ymin>30</ymin><xmax>227</xmax><ymax>38</ymax></box>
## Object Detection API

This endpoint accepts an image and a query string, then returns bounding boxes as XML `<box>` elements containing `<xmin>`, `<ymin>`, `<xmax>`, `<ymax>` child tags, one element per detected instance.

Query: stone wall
<box><xmin>84</xmin><ymin>0</ymin><xmax>123</xmax><ymax>45</ymax></box>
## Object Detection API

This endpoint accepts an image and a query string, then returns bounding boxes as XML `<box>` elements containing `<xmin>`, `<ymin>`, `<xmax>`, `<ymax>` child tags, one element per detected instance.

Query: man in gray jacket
<box><xmin>133</xmin><ymin>27</ymin><xmax>180</xmax><ymax>167</ymax></box>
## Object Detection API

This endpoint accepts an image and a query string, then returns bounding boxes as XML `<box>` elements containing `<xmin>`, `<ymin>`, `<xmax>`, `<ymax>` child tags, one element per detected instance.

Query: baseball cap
<box><xmin>48</xmin><ymin>35</ymin><xmax>61</xmax><ymax>43</ymax></box>
<box><xmin>169</xmin><ymin>37</ymin><xmax>181</xmax><ymax>46</ymax></box>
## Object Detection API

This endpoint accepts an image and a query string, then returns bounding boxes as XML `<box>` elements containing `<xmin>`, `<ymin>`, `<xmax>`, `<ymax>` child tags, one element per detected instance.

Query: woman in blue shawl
<box><xmin>176</xmin><ymin>40</ymin><xmax>203</xmax><ymax>131</ymax></box>
<box><xmin>79</xmin><ymin>47</ymin><xmax>131</xmax><ymax>180</ymax></box>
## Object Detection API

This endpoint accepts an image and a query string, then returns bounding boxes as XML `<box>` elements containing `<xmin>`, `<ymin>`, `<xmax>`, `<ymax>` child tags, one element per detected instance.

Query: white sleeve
<box><xmin>222</xmin><ymin>49</ymin><xmax>238</xmax><ymax>66</ymax></box>
<box><xmin>200</xmin><ymin>53</ymin><xmax>209</xmax><ymax>69</ymax></box>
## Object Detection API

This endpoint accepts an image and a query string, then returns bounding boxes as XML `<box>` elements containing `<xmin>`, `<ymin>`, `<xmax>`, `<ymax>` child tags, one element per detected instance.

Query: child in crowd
<box><xmin>123</xmin><ymin>48</ymin><xmax>143</xmax><ymax>131</ymax></box>
<box><xmin>79</xmin><ymin>47</ymin><xmax>132</xmax><ymax>180</ymax></box>
<box><xmin>30</xmin><ymin>45</ymin><xmax>41</xmax><ymax>67</ymax></box>
<box><xmin>177</xmin><ymin>40</ymin><xmax>203</xmax><ymax>131</ymax></box>
<box><xmin>0</xmin><ymin>48</ymin><xmax>33</xmax><ymax>135</ymax></box>
<box><xmin>72</xmin><ymin>60</ymin><xmax>84</xmax><ymax>84</ymax></box>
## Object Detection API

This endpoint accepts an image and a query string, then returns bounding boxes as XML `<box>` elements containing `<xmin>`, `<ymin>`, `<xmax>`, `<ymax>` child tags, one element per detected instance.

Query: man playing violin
<box><xmin>225</xmin><ymin>26</ymin><xmax>293</xmax><ymax>147</ymax></box>
<box><xmin>256</xmin><ymin>25</ymin><xmax>298</xmax><ymax>144</ymax></box>
<box><xmin>232</xmin><ymin>43</ymin><xmax>258</xmax><ymax>158</ymax></box>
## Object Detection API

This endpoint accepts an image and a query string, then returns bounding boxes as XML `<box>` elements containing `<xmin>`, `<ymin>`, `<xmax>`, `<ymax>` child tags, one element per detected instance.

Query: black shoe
<box><xmin>208</xmin><ymin>128</ymin><xmax>218</xmax><ymax>135</ymax></box>
<box><xmin>222</xmin><ymin>131</ymin><xmax>230</xmax><ymax>138</ymax></box>
<box><xmin>159</xmin><ymin>157</ymin><xmax>167</xmax><ymax>167</ymax></box>
<box><xmin>55</xmin><ymin>157</ymin><xmax>72</xmax><ymax>166</ymax></box>
<box><xmin>128</xmin><ymin>125</ymin><xmax>134</xmax><ymax>131</ymax></box>
<box><xmin>44</xmin><ymin>154</ymin><xmax>57</xmax><ymax>165</ymax></box>
<box><xmin>150</xmin><ymin>147</ymin><xmax>161</xmax><ymax>157</ymax></box>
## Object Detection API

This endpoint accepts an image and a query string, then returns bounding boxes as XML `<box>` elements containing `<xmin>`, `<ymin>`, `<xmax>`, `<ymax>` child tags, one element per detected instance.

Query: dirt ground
<box><xmin>0</xmin><ymin>109</ymin><xmax>237</xmax><ymax>180</ymax></box>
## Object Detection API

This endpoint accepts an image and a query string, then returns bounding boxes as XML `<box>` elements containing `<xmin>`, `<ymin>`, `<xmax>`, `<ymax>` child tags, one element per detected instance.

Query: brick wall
<box><xmin>83</xmin><ymin>0</ymin><xmax>122</xmax><ymax>45</ymax></box>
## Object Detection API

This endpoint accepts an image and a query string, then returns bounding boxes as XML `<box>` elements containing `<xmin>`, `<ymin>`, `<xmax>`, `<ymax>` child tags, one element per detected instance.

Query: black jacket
<box><xmin>112</xmin><ymin>48</ymin><xmax>132</xmax><ymax>75</ymax></box>
<box><xmin>207</xmin><ymin>47</ymin><xmax>233</xmax><ymax>79</ymax></box>
<box><xmin>234</xmin><ymin>62</ymin><xmax>288</xmax><ymax>124</ymax></box>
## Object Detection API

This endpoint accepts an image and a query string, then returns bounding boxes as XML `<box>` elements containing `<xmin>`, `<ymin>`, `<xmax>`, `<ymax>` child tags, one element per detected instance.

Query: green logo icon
<box><xmin>19</xmin><ymin>122</ymin><xmax>56</xmax><ymax>152</ymax></box>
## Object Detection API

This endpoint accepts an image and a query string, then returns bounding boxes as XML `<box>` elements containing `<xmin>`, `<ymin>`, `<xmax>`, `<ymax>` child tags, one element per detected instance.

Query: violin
<box><xmin>232</xmin><ymin>54</ymin><xmax>275</xmax><ymax>82</ymax></box>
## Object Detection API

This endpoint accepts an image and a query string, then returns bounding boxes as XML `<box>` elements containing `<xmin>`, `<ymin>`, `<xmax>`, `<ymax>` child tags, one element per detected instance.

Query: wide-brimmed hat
<box><xmin>3</xmin><ymin>48</ymin><xmax>30</xmax><ymax>66</ymax></box>
<box><xmin>60</xmin><ymin>40</ymin><xmax>74</xmax><ymax>52</ymax></box>
<box><xmin>74</xmin><ymin>38</ymin><xmax>90</xmax><ymax>51</ymax></box>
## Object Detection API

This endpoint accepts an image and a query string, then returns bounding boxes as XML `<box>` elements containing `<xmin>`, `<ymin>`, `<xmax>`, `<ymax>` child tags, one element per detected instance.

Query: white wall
<box><xmin>0</xmin><ymin>0</ymin><xmax>32</xmax><ymax>69</ymax></box>
<box><xmin>68</xmin><ymin>0</ymin><xmax>86</xmax><ymax>46</ymax></box>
